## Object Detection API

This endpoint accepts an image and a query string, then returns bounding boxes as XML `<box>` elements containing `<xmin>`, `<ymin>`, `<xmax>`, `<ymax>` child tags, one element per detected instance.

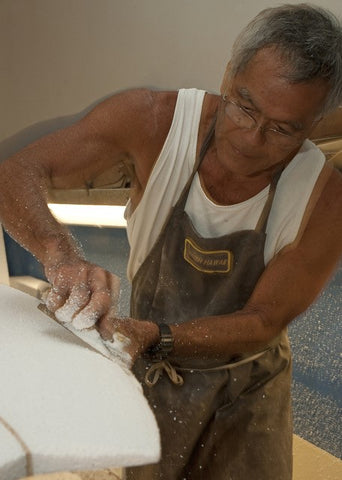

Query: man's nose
<box><xmin>241</xmin><ymin>125</ymin><xmax>267</xmax><ymax>147</ymax></box>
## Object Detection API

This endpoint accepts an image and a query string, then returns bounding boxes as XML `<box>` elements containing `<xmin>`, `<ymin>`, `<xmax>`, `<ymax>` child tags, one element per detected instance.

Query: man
<box><xmin>0</xmin><ymin>4</ymin><xmax>341</xmax><ymax>480</ymax></box>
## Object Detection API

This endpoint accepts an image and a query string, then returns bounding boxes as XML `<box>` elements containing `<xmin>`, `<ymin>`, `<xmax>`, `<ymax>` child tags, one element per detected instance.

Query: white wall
<box><xmin>1</xmin><ymin>0</ymin><xmax>341</xmax><ymax>143</ymax></box>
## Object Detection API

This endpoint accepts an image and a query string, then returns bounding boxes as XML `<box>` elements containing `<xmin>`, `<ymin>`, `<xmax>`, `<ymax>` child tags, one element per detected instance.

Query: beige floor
<box><xmin>21</xmin><ymin>435</ymin><xmax>341</xmax><ymax>480</ymax></box>
<box><xmin>21</xmin><ymin>469</ymin><xmax>122</xmax><ymax>480</ymax></box>
<box><xmin>293</xmin><ymin>435</ymin><xmax>342</xmax><ymax>480</ymax></box>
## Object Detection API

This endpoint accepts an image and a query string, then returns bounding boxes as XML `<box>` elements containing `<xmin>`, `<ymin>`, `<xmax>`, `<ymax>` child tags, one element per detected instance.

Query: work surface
<box><xmin>0</xmin><ymin>285</ymin><xmax>160</xmax><ymax>480</ymax></box>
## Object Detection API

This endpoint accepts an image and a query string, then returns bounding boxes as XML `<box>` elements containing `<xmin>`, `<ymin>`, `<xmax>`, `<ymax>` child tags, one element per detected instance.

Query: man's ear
<box><xmin>220</xmin><ymin>61</ymin><xmax>232</xmax><ymax>95</ymax></box>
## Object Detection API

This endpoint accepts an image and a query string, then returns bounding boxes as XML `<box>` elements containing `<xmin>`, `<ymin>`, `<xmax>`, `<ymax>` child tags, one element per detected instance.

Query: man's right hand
<box><xmin>43</xmin><ymin>260</ymin><xmax>121</xmax><ymax>330</ymax></box>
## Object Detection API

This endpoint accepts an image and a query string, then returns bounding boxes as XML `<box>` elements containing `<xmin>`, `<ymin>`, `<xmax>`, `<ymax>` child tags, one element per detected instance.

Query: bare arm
<box><xmin>0</xmin><ymin>88</ymin><xmax>176</xmax><ymax>325</ymax></box>
<box><xmin>101</xmin><ymin>168</ymin><xmax>342</xmax><ymax>363</ymax></box>
<box><xmin>310</xmin><ymin>106</ymin><xmax>342</xmax><ymax>140</ymax></box>
<box><xmin>172</xmin><ymin>168</ymin><xmax>342</xmax><ymax>358</ymax></box>
<box><xmin>0</xmin><ymin>89</ymin><xmax>172</xmax><ymax>263</ymax></box>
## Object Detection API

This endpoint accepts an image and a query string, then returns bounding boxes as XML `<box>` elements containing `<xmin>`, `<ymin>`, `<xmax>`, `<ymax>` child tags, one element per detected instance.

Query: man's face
<box><xmin>215</xmin><ymin>47</ymin><xmax>329</xmax><ymax>176</ymax></box>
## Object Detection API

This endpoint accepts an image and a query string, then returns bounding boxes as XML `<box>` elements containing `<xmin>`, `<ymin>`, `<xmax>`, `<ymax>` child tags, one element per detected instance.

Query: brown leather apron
<box><xmin>126</xmin><ymin>121</ymin><xmax>292</xmax><ymax>480</ymax></box>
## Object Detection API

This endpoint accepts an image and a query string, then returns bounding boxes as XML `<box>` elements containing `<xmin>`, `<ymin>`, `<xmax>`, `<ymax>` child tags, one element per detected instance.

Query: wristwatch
<box><xmin>148</xmin><ymin>323</ymin><xmax>174</xmax><ymax>359</ymax></box>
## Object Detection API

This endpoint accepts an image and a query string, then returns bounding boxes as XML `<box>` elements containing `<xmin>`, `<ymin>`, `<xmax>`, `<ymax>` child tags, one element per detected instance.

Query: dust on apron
<box><xmin>126</xmin><ymin>120</ymin><xmax>292</xmax><ymax>480</ymax></box>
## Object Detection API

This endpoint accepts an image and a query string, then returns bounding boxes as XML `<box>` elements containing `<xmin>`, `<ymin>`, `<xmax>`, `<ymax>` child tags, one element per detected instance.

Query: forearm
<box><xmin>169</xmin><ymin>306</ymin><xmax>278</xmax><ymax>361</ymax></box>
<box><xmin>0</xmin><ymin>155</ymin><xmax>82</xmax><ymax>268</ymax></box>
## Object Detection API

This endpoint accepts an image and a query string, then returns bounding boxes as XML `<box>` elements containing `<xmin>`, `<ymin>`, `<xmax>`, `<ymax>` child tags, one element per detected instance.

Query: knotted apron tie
<box><xmin>145</xmin><ymin>360</ymin><xmax>185</xmax><ymax>387</ymax></box>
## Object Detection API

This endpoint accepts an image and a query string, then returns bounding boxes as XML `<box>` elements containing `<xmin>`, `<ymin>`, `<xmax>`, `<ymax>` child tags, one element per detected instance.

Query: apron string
<box><xmin>178</xmin><ymin>349</ymin><xmax>270</xmax><ymax>373</ymax></box>
<box><xmin>144</xmin><ymin>347</ymin><xmax>270</xmax><ymax>386</ymax></box>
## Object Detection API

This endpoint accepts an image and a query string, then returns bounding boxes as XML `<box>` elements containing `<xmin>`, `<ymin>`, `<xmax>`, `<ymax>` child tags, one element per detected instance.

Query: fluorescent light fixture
<box><xmin>48</xmin><ymin>203</ymin><xmax>127</xmax><ymax>228</ymax></box>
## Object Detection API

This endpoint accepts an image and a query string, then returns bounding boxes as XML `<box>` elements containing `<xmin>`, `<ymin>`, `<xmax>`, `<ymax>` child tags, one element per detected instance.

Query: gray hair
<box><xmin>229</xmin><ymin>4</ymin><xmax>342</xmax><ymax>114</ymax></box>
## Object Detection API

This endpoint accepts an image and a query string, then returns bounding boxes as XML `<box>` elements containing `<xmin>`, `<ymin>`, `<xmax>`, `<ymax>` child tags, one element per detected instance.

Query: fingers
<box><xmin>103</xmin><ymin>331</ymin><xmax>133</xmax><ymax>368</ymax></box>
<box><xmin>96</xmin><ymin>316</ymin><xmax>160</xmax><ymax>367</ymax></box>
<box><xmin>43</xmin><ymin>261</ymin><xmax>121</xmax><ymax>330</ymax></box>
<box><xmin>71</xmin><ymin>268</ymin><xmax>121</xmax><ymax>329</ymax></box>
<box><xmin>108</xmin><ymin>271</ymin><xmax>121</xmax><ymax>316</ymax></box>
<box><xmin>45</xmin><ymin>263</ymin><xmax>89</xmax><ymax>312</ymax></box>
<box><xmin>44</xmin><ymin>287</ymin><xmax>65</xmax><ymax>312</ymax></box>
<box><xmin>54</xmin><ymin>283</ymin><xmax>91</xmax><ymax>324</ymax></box>
<box><xmin>96</xmin><ymin>316</ymin><xmax>134</xmax><ymax>368</ymax></box>
<box><xmin>71</xmin><ymin>269</ymin><xmax>121</xmax><ymax>329</ymax></box>
<box><xmin>72</xmin><ymin>286</ymin><xmax>111</xmax><ymax>329</ymax></box>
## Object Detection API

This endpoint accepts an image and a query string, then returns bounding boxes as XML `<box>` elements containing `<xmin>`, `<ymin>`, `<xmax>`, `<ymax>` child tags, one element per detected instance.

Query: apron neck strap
<box><xmin>255</xmin><ymin>167</ymin><xmax>284</xmax><ymax>233</ymax></box>
<box><xmin>196</xmin><ymin>114</ymin><xmax>217</xmax><ymax>170</ymax></box>
<box><xmin>176</xmin><ymin>114</ymin><xmax>217</xmax><ymax>210</ymax></box>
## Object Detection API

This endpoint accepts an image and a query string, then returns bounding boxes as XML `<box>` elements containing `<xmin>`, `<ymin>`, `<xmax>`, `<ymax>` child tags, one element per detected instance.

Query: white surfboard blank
<box><xmin>0</xmin><ymin>285</ymin><xmax>160</xmax><ymax>480</ymax></box>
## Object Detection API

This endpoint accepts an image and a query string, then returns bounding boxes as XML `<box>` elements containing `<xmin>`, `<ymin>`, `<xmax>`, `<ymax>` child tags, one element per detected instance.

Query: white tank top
<box><xmin>126</xmin><ymin>88</ymin><xmax>325</xmax><ymax>281</ymax></box>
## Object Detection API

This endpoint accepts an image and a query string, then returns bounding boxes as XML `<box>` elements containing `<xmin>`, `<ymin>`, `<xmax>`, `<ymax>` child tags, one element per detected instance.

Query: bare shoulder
<box><xmin>272</xmin><ymin>165</ymin><xmax>342</xmax><ymax>291</ymax></box>
<box><xmin>0</xmin><ymin>88</ymin><xmax>180</xmax><ymax>191</ymax></box>
<box><xmin>82</xmin><ymin>88</ymin><xmax>178</xmax><ymax>149</ymax></box>
<box><xmin>246</xmin><ymin>166</ymin><xmax>341</xmax><ymax>329</ymax></box>
<box><xmin>295</xmin><ymin>165</ymin><xmax>342</xmax><ymax>274</ymax></box>
<box><xmin>310</xmin><ymin>106</ymin><xmax>342</xmax><ymax>140</ymax></box>
<box><xmin>312</xmin><ymin>166</ymin><xmax>342</xmax><ymax>226</ymax></box>
<box><xmin>79</xmin><ymin>88</ymin><xmax>178</xmax><ymax>184</ymax></box>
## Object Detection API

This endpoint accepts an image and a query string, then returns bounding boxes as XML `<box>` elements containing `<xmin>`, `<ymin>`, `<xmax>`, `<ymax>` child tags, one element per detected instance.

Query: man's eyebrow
<box><xmin>236</xmin><ymin>87</ymin><xmax>304</xmax><ymax>131</ymax></box>
<box><xmin>237</xmin><ymin>88</ymin><xmax>256</xmax><ymax>106</ymax></box>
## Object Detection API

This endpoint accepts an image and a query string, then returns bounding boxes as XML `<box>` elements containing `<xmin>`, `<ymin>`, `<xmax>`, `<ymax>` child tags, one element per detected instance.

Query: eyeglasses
<box><xmin>222</xmin><ymin>95</ymin><xmax>306</xmax><ymax>148</ymax></box>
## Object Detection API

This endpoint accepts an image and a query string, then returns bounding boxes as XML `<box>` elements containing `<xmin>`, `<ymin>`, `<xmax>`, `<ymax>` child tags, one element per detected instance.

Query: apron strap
<box><xmin>196</xmin><ymin>114</ymin><xmax>217</xmax><ymax>170</ymax></box>
<box><xmin>141</xmin><ymin>112</ymin><xmax>217</xmax><ymax>248</ymax></box>
<box><xmin>255</xmin><ymin>167</ymin><xmax>284</xmax><ymax>233</ymax></box>
<box><xmin>169</xmin><ymin>114</ymin><xmax>217</xmax><ymax>213</ymax></box>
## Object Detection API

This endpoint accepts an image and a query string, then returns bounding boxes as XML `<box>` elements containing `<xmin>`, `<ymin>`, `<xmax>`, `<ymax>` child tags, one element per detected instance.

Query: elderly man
<box><xmin>0</xmin><ymin>4</ymin><xmax>341</xmax><ymax>480</ymax></box>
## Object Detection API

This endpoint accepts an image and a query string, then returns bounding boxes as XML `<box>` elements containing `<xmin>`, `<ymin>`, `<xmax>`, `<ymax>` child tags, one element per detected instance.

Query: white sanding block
<box><xmin>0</xmin><ymin>285</ymin><xmax>160</xmax><ymax>480</ymax></box>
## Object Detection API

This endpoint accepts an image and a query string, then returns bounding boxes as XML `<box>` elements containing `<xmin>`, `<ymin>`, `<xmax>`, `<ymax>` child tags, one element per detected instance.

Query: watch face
<box><xmin>159</xmin><ymin>324</ymin><xmax>174</xmax><ymax>353</ymax></box>
<box><xmin>160</xmin><ymin>337</ymin><xmax>173</xmax><ymax>352</ymax></box>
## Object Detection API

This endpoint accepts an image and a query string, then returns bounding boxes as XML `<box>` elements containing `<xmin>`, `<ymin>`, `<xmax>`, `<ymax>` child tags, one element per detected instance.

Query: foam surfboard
<box><xmin>0</xmin><ymin>285</ymin><xmax>160</xmax><ymax>480</ymax></box>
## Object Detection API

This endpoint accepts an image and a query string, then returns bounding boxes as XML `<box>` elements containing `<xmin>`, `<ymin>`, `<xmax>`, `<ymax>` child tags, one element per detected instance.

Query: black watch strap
<box><xmin>148</xmin><ymin>323</ymin><xmax>174</xmax><ymax>358</ymax></box>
